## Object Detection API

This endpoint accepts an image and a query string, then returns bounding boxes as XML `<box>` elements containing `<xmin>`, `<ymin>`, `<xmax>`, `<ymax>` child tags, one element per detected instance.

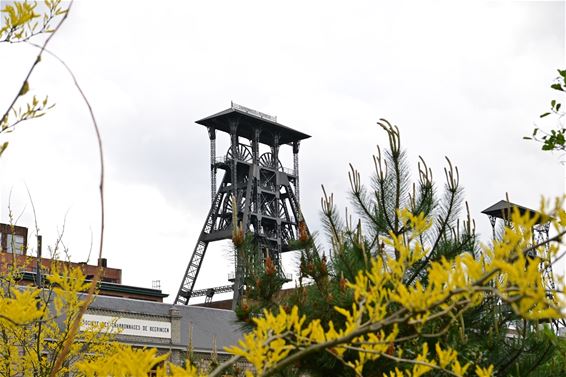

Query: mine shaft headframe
<box><xmin>481</xmin><ymin>199</ymin><xmax>556</xmax><ymax>298</ymax></box>
<box><xmin>174</xmin><ymin>103</ymin><xmax>311</xmax><ymax>307</ymax></box>
<box><xmin>482</xmin><ymin>199</ymin><xmax>551</xmax><ymax>246</ymax></box>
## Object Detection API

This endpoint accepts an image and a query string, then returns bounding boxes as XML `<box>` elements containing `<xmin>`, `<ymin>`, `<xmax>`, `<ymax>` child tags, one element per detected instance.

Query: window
<box><xmin>7</xmin><ymin>234</ymin><xmax>25</xmax><ymax>254</ymax></box>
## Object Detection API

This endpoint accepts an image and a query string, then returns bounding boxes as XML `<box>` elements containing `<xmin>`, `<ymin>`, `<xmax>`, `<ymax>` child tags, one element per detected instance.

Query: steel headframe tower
<box><xmin>482</xmin><ymin>200</ymin><xmax>557</xmax><ymax>298</ymax></box>
<box><xmin>175</xmin><ymin>103</ymin><xmax>311</xmax><ymax>309</ymax></box>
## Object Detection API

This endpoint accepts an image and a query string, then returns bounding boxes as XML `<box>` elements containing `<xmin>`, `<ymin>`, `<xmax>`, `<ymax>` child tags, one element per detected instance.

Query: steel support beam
<box><xmin>209</xmin><ymin>127</ymin><xmax>216</xmax><ymax>204</ymax></box>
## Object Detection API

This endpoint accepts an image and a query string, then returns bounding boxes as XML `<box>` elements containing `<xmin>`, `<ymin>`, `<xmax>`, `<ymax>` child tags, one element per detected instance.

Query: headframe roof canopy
<box><xmin>481</xmin><ymin>200</ymin><xmax>548</xmax><ymax>225</ymax></box>
<box><xmin>196</xmin><ymin>103</ymin><xmax>311</xmax><ymax>146</ymax></box>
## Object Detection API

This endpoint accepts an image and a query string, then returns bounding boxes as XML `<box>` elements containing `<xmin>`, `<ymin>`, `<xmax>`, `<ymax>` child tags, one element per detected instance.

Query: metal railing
<box><xmin>213</xmin><ymin>155</ymin><xmax>228</xmax><ymax>164</ymax></box>
<box><xmin>282</xmin><ymin>167</ymin><xmax>295</xmax><ymax>175</ymax></box>
<box><xmin>214</xmin><ymin>155</ymin><xmax>295</xmax><ymax>175</ymax></box>
<box><xmin>191</xmin><ymin>284</ymin><xmax>234</xmax><ymax>298</ymax></box>
<box><xmin>228</xmin><ymin>272</ymin><xmax>292</xmax><ymax>281</ymax></box>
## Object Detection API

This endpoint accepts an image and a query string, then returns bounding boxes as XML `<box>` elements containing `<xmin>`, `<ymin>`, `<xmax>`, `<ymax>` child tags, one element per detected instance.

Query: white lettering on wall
<box><xmin>81</xmin><ymin>314</ymin><xmax>172</xmax><ymax>339</ymax></box>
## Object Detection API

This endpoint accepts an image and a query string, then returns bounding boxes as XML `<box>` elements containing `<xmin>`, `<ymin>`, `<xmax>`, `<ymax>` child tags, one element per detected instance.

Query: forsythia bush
<box><xmin>1</xmin><ymin>202</ymin><xmax>564</xmax><ymax>376</ymax></box>
<box><xmin>224</xmin><ymin>204</ymin><xmax>565</xmax><ymax>377</ymax></box>
<box><xmin>0</xmin><ymin>260</ymin><xmax>115</xmax><ymax>376</ymax></box>
<box><xmin>2</xmin><ymin>2</ymin><xmax>565</xmax><ymax>376</ymax></box>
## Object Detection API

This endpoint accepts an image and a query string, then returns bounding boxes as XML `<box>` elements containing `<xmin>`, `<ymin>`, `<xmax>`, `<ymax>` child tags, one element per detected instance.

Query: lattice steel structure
<box><xmin>175</xmin><ymin>103</ymin><xmax>311</xmax><ymax>308</ymax></box>
<box><xmin>482</xmin><ymin>200</ymin><xmax>557</xmax><ymax>296</ymax></box>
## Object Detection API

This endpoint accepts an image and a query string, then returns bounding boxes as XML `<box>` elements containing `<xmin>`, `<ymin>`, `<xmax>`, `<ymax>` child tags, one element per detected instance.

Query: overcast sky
<box><xmin>1</xmin><ymin>1</ymin><xmax>565</xmax><ymax>303</ymax></box>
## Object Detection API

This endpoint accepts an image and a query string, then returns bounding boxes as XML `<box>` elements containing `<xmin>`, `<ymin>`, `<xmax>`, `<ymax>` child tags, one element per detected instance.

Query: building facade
<box><xmin>1</xmin><ymin>223</ymin><xmax>246</xmax><ymax>370</ymax></box>
<box><xmin>84</xmin><ymin>295</ymin><xmax>246</xmax><ymax>370</ymax></box>
<box><xmin>0</xmin><ymin>223</ymin><xmax>167</xmax><ymax>302</ymax></box>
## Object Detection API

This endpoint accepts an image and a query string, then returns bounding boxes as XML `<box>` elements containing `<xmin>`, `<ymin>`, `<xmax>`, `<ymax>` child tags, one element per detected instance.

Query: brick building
<box><xmin>1</xmin><ymin>223</ymin><xmax>247</xmax><ymax>368</ymax></box>
<box><xmin>0</xmin><ymin>223</ymin><xmax>166</xmax><ymax>301</ymax></box>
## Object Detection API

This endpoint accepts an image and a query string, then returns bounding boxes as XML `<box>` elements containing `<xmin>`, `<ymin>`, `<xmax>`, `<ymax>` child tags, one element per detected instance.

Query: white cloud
<box><xmin>1</xmin><ymin>0</ymin><xmax>564</xmax><ymax>302</ymax></box>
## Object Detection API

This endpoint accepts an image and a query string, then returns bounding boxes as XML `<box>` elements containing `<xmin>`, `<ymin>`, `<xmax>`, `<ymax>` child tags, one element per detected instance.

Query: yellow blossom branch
<box><xmin>343</xmin><ymin>345</ymin><xmax>463</xmax><ymax>377</ymax></box>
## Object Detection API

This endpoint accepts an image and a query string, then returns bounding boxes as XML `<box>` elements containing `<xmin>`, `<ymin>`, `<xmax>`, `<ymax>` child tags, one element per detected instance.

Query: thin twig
<box><xmin>208</xmin><ymin>355</ymin><xmax>242</xmax><ymax>377</ymax></box>
<box><xmin>27</xmin><ymin>38</ymin><xmax>105</xmax><ymax>262</ymax></box>
<box><xmin>347</xmin><ymin>345</ymin><xmax>463</xmax><ymax>377</ymax></box>
<box><xmin>36</xmin><ymin>0</ymin><xmax>106</xmax><ymax>374</ymax></box>
<box><xmin>24</xmin><ymin>183</ymin><xmax>40</xmax><ymax>237</ymax></box>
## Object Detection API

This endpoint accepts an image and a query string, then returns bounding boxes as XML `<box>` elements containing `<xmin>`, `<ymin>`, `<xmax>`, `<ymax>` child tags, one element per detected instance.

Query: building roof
<box><xmin>19</xmin><ymin>271</ymin><xmax>167</xmax><ymax>299</ymax></box>
<box><xmin>178</xmin><ymin>305</ymin><xmax>244</xmax><ymax>352</ymax></box>
<box><xmin>481</xmin><ymin>200</ymin><xmax>547</xmax><ymax>224</ymax></box>
<box><xmin>88</xmin><ymin>295</ymin><xmax>244</xmax><ymax>352</ymax></box>
<box><xmin>196</xmin><ymin>104</ymin><xmax>311</xmax><ymax>146</ymax></box>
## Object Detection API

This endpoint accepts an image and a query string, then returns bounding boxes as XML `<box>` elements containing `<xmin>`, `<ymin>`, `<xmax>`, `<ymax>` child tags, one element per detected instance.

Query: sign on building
<box><xmin>81</xmin><ymin>314</ymin><xmax>171</xmax><ymax>339</ymax></box>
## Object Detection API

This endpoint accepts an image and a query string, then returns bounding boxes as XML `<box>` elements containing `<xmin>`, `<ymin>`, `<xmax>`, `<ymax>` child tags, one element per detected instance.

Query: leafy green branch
<box><xmin>0</xmin><ymin>0</ymin><xmax>66</xmax><ymax>44</ymax></box>
<box><xmin>0</xmin><ymin>0</ymin><xmax>67</xmax><ymax>157</ymax></box>
<box><xmin>525</xmin><ymin>69</ymin><xmax>566</xmax><ymax>151</ymax></box>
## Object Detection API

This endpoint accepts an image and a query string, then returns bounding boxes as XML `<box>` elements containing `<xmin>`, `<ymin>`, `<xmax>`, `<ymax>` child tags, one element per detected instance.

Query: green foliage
<box><xmin>235</xmin><ymin>234</ymin><xmax>288</xmax><ymax>324</ymax></box>
<box><xmin>292</xmin><ymin>121</ymin><xmax>478</xmax><ymax>375</ymax></box>
<box><xmin>525</xmin><ymin>69</ymin><xmax>566</xmax><ymax>151</ymax></box>
<box><xmin>526</xmin><ymin>330</ymin><xmax>566</xmax><ymax>377</ymax></box>
<box><xmin>229</xmin><ymin>200</ymin><xmax>566</xmax><ymax>377</ymax></box>
<box><xmin>239</xmin><ymin>121</ymin><xmax>565</xmax><ymax>376</ymax></box>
